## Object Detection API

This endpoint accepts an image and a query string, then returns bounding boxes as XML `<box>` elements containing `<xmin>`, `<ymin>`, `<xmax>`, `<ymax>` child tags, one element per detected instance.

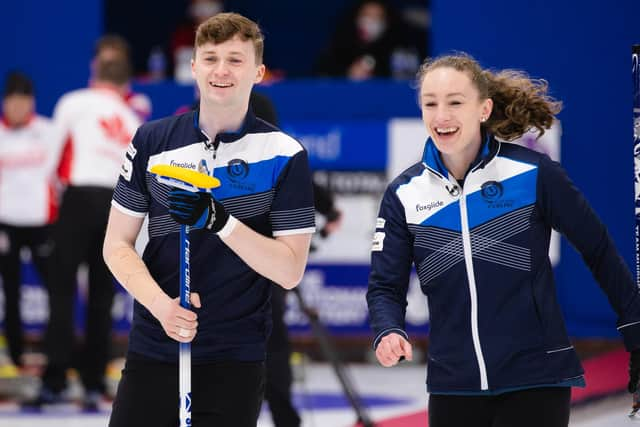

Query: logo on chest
<box><xmin>481</xmin><ymin>180</ymin><xmax>514</xmax><ymax>208</ymax></box>
<box><xmin>227</xmin><ymin>158</ymin><xmax>249</xmax><ymax>180</ymax></box>
<box><xmin>481</xmin><ymin>181</ymin><xmax>503</xmax><ymax>200</ymax></box>
<box><xmin>227</xmin><ymin>158</ymin><xmax>255</xmax><ymax>192</ymax></box>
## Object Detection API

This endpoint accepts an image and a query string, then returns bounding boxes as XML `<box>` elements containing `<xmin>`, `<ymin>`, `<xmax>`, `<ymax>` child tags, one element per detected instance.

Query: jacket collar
<box><xmin>422</xmin><ymin>132</ymin><xmax>500</xmax><ymax>179</ymax></box>
<box><xmin>192</xmin><ymin>106</ymin><xmax>258</xmax><ymax>145</ymax></box>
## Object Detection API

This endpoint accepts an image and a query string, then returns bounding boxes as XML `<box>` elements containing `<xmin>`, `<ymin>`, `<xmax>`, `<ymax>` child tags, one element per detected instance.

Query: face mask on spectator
<box><xmin>357</xmin><ymin>16</ymin><xmax>387</xmax><ymax>42</ymax></box>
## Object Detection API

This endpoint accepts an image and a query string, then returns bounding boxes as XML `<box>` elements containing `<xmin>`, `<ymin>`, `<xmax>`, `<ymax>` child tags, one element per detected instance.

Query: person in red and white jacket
<box><xmin>92</xmin><ymin>34</ymin><xmax>152</xmax><ymax>122</ymax></box>
<box><xmin>0</xmin><ymin>71</ymin><xmax>63</xmax><ymax>370</ymax></box>
<box><xmin>30</xmin><ymin>50</ymin><xmax>142</xmax><ymax>409</ymax></box>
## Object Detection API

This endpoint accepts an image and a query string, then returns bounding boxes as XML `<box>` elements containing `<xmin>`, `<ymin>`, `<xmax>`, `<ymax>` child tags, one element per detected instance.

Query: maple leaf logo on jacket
<box><xmin>99</xmin><ymin>115</ymin><xmax>132</xmax><ymax>146</ymax></box>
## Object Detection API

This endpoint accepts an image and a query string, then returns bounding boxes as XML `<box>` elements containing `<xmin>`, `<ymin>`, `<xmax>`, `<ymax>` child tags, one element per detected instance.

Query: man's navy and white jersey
<box><xmin>112</xmin><ymin>109</ymin><xmax>315</xmax><ymax>363</ymax></box>
<box><xmin>367</xmin><ymin>135</ymin><xmax>640</xmax><ymax>394</ymax></box>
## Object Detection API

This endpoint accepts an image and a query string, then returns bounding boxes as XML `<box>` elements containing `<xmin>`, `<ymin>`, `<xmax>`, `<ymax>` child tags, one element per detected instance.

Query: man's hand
<box><xmin>375</xmin><ymin>332</ymin><xmax>413</xmax><ymax>367</ymax></box>
<box><xmin>148</xmin><ymin>292</ymin><xmax>201</xmax><ymax>343</ymax></box>
<box><xmin>167</xmin><ymin>188</ymin><xmax>229</xmax><ymax>232</ymax></box>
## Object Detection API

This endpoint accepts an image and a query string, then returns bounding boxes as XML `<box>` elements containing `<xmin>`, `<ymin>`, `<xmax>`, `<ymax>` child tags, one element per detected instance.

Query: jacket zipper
<box><xmin>206</xmin><ymin>137</ymin><xmax>220</xmax><ymax>171</ymax></box>
<box><xmin>212</xmin><ymin>145</ymin><xmax>218</xmax><ymax>162</ymax></box>
<box><xmin>458</xmin><ymin>182</ymin><xmax>489</xmax><ymax>390</ymax></box>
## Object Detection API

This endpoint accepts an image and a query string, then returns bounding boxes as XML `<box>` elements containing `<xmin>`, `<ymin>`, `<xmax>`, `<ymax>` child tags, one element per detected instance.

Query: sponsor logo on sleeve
<box><xmin>126</xmin><ymin>142</ymin><xmax>137</xmax><ymax>159</ymax></box>
<box><xmin>120</xmin><ymin>158</ymin><xmax>133</xmax><ymax>181</ymax></box>
<box><xmin>371</xmin><ymin>231</ymin><xmax>385</xmax><ymax>252</ymax></box>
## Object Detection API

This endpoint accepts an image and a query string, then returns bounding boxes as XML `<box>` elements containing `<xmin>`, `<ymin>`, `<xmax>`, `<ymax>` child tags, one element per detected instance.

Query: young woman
<box><xmin>367</xmin><ymin>52</ymin><xmax>640</xmax><ymax>427</ymax></box>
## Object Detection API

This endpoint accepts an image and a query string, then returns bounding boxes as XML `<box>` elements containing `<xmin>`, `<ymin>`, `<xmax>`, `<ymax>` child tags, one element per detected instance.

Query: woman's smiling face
<box><xmin>420</xmin><ymin>66</ymin><xmax>492</xmax><ymax>161</ymax></box>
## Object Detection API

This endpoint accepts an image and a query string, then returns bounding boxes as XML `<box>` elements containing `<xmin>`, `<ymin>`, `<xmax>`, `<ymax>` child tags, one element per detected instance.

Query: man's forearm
<box><xmin>221</xmin><ymin>221</ymin><xmax>310</xmax><ymax>289</ymax></box>
<box><xmin>104</xmin><ymin>242</ymin><xmax>166</xmax><ymax>309</ymax></box>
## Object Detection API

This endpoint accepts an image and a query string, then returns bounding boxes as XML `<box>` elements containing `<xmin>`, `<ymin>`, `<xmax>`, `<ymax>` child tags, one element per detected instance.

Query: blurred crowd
<box><xmin>0</xmin><ymin>34</ymin><xmax>146</xmax><ymax>410</ymax></box>
<box><xmin>137</xmin><ymin>0</ymin><xmax>429</xmax><ymax>83</ymax></box>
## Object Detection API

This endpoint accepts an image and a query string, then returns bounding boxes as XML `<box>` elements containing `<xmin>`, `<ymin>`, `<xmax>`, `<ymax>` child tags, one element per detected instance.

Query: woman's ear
<box><xmin>482</xmin><ymin>98</ymin><xmax>494</xmax><ymax>120</ymax></box>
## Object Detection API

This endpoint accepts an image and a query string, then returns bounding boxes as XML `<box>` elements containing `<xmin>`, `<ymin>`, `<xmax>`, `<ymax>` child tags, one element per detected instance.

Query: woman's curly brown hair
<box><xmin>416</xmin><ymin>53</ymin><xmax>562</xmax><ymax>141</ymax></box>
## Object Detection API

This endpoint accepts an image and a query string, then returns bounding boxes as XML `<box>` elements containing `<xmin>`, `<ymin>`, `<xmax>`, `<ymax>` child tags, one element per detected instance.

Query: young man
<box><xmin>103</xmin><ymin>13</ymin><xmax>314</xmax><ymax>426</ymax></box>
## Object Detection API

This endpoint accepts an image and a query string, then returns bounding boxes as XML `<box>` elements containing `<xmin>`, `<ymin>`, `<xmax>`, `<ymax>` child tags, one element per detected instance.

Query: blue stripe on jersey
<box><xmin>212</xmin><ymin>155</ymin><xmax>291</xmax><ymax>200</ymax></box>
<box><xmin>420</xmin><ymin>202</ymin><xmax>463</xmax><ymax>231</ymax></box>
<box><xmin>466</xmin><ymin>168</ymin><xmax>538</xmax><ymax>229</ymax></box>
<box><xmin>417</xmin><ymin>168</ymin><xmax>537</xmax><ymax>231</ymax></box>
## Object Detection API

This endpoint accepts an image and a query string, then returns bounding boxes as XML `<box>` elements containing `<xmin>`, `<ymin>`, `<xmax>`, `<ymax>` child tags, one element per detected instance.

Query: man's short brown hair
<box><xmin>95</xmin><ymin>34</ymin><xmax>131</xmax><ymax>60</ymax></box>
<box><xmin>93</xmin><ymin>34</ymin><xmax>132</xmax><ymax>85</ymax></box>
<box><xmin>95</xmin><ymin>58</ymin><xmax>131</xmax><ymax>85</ymax></box>
<box><xmin>195</xmin><ymin>12</ymin><xmax>264</xmax><ymax>64</ymax></box>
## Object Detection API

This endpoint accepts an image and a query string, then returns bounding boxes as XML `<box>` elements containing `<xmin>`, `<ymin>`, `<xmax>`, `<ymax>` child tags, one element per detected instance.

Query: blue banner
<box><xmin>283</xmin><ymin>121</ymin><xmax>388</xmax><ymax>171</ymax></box>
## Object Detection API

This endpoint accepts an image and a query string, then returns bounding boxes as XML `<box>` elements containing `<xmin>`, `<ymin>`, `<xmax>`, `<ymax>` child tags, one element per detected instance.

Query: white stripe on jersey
<box><xmin>147</xmin><ymin>131</ymin><xmax>303</xmax><ymax>173</ymax></box>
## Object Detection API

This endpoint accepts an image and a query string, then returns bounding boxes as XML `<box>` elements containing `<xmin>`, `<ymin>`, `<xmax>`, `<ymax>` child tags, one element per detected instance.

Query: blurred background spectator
<box><xmin>31</xmin><ymin>40</ymin><xmax>141</xmax><ymax>410</ymax></box>
<box><xmin>0</xmin><ymin>72</ymin><xmax>61</xmax><ymax>374</ymax></box>
<box><xmin>170</xmin><ymin>0</ymin><xmax>225</xmax><ymax>83</ymax></box>
<box><xmin>103</xmin><ymin>0</ymin><xmax>429</xmax><ymax>80</ymax></box>
<box><xmin>315</xmin><ymin>0</ymin><xmax>428</xmax><ymax>80</ymax></box>
<box><xmin>93</xmin><ymin>35</ymin><xmax>153</xmax><ymax>121</ymax></box>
